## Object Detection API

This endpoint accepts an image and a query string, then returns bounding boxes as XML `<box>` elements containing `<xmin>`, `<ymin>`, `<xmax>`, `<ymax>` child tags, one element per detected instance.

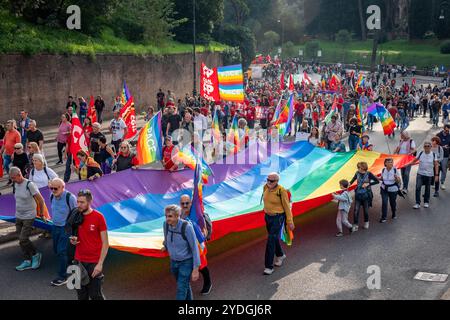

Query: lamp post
<box><xmin>277</xmin><ymin>19</ymin><xmax>284</xmax><ymax>57</ymax></box>
<box><xmin>192</xmin><ymin>0</ymin><xmax>197</xmax><ymax>97</ymax></box>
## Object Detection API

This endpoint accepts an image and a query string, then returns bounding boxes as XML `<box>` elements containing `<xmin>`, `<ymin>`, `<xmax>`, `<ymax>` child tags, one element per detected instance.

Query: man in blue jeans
<box><xmin>162</xmin><ymin>205</ymin><xmax>200</xmax><ymax>300</ymax></box>
<box><xmin>262</xmin><ymin>173</ymin><xmax>295</xmax><ymax>276</ymax></box>
<box><xmin>49</xmin><ymin>178</ymin><xmax>77</xmax><ymax>286</ymax></box>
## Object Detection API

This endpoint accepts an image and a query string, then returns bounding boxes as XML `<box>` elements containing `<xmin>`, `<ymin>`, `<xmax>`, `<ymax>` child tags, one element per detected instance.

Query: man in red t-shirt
<box><xmin>245</xmin><ymin>103</ymin><xmax>256</xmax><ymax>129</ymax></box>
<box><xmin>70</xmin><ymin>189</ymin><xmax>108</xmax><ymax>300</ymax></box>
<box><xmin>162</xmin><ymin>136</ymin><xmax>179</xmax><ymax>171</ymax></box>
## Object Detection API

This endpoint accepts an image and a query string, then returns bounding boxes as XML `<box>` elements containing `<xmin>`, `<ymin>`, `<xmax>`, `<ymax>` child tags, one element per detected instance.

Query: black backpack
<box><xmin>31</xmin><ymin>167</ymin><xmax>50</xmax><ymax>181</ymax></box>
<box><xmin>164</xmin><ymin>220</ymin><xmax>189</xmax><ymax>243</ymax></box>
<box><xmin>50</xmin><ymin>192</ymin><xmax>73</xmax><ymax>210</ymax></box>
<box><xmin>65</xmin><ymin>207</ymin><xmax>84</xmax><ymax>237</ymax></box>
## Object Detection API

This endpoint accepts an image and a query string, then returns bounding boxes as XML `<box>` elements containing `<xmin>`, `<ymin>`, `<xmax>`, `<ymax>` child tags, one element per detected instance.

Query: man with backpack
<box><xmin>412</xmin><ymin>142</ymin><xmax>440</xmax><ymax>209</ymax></box>
<box><xmin>162</xmin><ymin>204</ymin><xmax>200</xmax><ymax>300</ymax></box>
<box><xmin>379</xmin><ymin>158</ymin><xmax>402</xmax><ymax>223</ymax></box>
<box><xmin>9</xmin><ymin>166</ymin><xmax>45</xmax><ymax>271</ymax></box>
<box><xmin>49</xmin><ymin>178</ymin><xmax>77</xmax><ymax>286</ymax></box>
<box><xmin>261</xmin><ymin>173</ymin><xmax>294</xmax><ymax>276</ymax></box>
<box><xmin>179</xmin><ymin>194</ymin><xmax>212</xmax><ymax>296</ymax></box>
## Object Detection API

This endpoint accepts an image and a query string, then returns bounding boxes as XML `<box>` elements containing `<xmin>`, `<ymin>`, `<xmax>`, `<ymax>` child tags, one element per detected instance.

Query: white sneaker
<box><xmin>424</xmin><ymin>203</ymin><xmax>429</xmax><ymax>208</ymax></box>
<box><xmin>263</xmin><ymin>268</ymin><xmax>274</xmax><ymax>275</ymax></box>
<box><xmin>352</xmin><ymin>225</ymin><xmax>359</xmax><ymax>232</ymax></box>
<box><xmin>441</xmin><ymin>184</ymin><xmax>446</xmax><ymax>190</ymax></box>
<box><xmin>413</xmin><ymin>204</ymin><xmax>420</xmax><ymax>209</ymax></box>
<box><xmin>363</xmin><ymin>222</ymin><xmax>369</xmax><ymax>230</ymax></box>
<box><xmin>274</xmin><ymin>254</ymin><xmax>286</xmax><ymax>267</ymax></box>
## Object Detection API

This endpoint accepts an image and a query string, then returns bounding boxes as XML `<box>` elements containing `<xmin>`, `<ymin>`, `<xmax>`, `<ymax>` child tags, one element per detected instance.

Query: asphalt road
<box><xmin>1</xmin><ymin>115</ymin><xmax>450</xmax><ymax>300</ymax></box>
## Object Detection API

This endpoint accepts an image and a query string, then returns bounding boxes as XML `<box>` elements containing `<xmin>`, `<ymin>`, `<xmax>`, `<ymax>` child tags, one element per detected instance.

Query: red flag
<box><xmin>69</xmin><ymin>113</ymin><xmax>89</xmax><ymax>167</ymax></box>
<box><xmin>280</xmin><ymin>72</ymin><xmax>285</xmax><ymax>90</ymax></box>
<box><xmin>120</xmin><ymin>96</ymin><xmax>137</xmax><ymax>140</ymax></box>
<box><xmin>200</xmin><ymin>63</ymin><xmax>220</xmax><ymax>102</ymax></box>
<box><xmin>289</xmin><ymin>74</ymin><xmax>295</xmax><ymax>91</ymax></box>
<box><xmin>303</xmin><ymin>71</ymin><xmax>312</xmax><ymax>84</ymax></box>
<box><xmin>87</xmin><ymin>95</ymin><xmax>97</xmax><ymax>123</ymax></box>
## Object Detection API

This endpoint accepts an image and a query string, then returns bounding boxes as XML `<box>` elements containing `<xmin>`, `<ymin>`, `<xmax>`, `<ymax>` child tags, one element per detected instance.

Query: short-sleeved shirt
<box><xmin>14</xmin><ymin>180</ymin><xmax>39</xmax><ymax>220</ymax></box>
<box><xmin>167</xmin><ymin>114</ymin><xmax>182</xmax><ymax>133</ymax></box>
<box><xmin>50</xmin><ymin>191</ymin><xmax>77</xmax><ymax>227</ymax></box>
<box><xmin>4</xmin><ymin>130</ymin><xmax>21</xmax><ymax>156</ymax></box>
<box><xmin>110</xmin><ymin>118</ymin><xmax>127</xmax><ymax>141</ymax></box>
<box><xmin>57</xmin><ymin>122</ymin><xmax>72</xmax><ymax>144</ymax></box>
<box><xmin>29</xmin><ymin>167</ymin><xmax>58</xmax><ymax>189</ymax></box>
<box><xmin>417</xmin><ymin>152</ymin><xmax>436</xmax><ymax>177</ymax></box>
<box><xmin>398</xmin><ymin>139</ymin><xmax>416</xmax><ymax>155</ymax></box>
<box><xmin>75</xmin><ymin>210</ymin><xmax>108</xmax><ymax>264</ymax></box>
<box><xmin>26</xmin><ymin>129</ymin><xmax>44</xmax><ymax>145</ymax></box>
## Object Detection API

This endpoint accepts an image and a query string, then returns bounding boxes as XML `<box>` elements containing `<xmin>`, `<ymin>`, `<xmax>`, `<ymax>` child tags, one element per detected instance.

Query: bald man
<box><xmin>262</xmin><ymin>173</ymin><xmax>294</xmax><ymax>275</ymax></box>
<box><xmin>49</xmin><ymin>178</ymin><xmax>77</xmax><ymax>286</ymax></box>
<box><xmin>180</xmin><ymin>195</ymin><xmax>212</xmax><ymax>295</ymax></box>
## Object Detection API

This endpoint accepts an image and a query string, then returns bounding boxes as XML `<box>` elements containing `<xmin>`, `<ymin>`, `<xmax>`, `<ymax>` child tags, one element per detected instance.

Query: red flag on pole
<box><xmin>280</xmin><ymin>72</ymin><xmax>285</xmax><ymax>91</ymax></box>
<box><xmin>289</xmin><ymin>74</ymin><xmax>295</xmax><ymax>91</ymax></box>
<box><xmin>303</xmin><ymin>71</ymin><xmax>312</xmax><ymax>84</ymax></box>
<box><xmin>120</xmin><ymin>96</ymin><xmax>138</xmax><ymax>140</ymax></box>
<box><xmin>87</xmin><ymin>95</ymin><xmax>97</xmax><ymax>123</ymax></box>
<box><xmin>69</xmin><ymin>113</ymin><xmax>89</xmax><ymax>167</ymax></box>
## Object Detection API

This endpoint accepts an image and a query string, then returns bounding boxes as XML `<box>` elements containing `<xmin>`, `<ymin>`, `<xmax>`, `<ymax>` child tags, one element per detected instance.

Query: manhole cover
<box><xmin>414</xmin><ymin>272</ymin><xmax>448</xmax><ymax>282</ymax></box>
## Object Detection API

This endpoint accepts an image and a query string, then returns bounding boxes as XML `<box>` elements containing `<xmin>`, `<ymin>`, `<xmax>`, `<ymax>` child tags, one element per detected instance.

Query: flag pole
<box><xmin>384</xmin><ymin>135</ymin><xmax>392</xmax><ymax>154</ymax></box>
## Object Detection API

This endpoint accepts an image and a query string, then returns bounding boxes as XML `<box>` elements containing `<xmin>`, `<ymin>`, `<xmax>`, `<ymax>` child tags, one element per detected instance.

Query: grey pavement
<box><xmin>1</xmin><ymin>116</ymin><xmax>450</xmax><ymax>300</ymax></box>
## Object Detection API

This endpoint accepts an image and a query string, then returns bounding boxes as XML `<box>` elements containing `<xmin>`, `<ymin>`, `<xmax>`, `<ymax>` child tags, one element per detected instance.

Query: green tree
<box><xmin>261</xmin><ymin>30</ymin><xmax>280</xmax><ymax>53</ymax></box>
<box><xmin>305</xmin><ymin>40</ymin><xmax>320</xmax><ymax>59</ymax></box>
<box><xmin>335</xmin><ymin>29</ymin><xmax>352</xmax><ymax>62</ymax></box>
<box><xmin>215</xmin><ymin>23</ymin><xmax>256</xmax><ymax>68</ymax></box>
<box><xmin>172</xmin><ymin>0</ymin><xmax>224</xmax><ymax>44</ymax></box>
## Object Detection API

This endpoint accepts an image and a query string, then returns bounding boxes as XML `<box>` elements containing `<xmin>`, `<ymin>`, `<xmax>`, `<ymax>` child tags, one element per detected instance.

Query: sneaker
<box><xmin>413</xmin><ymin>204</ymin><xmax>420</xmax><ymax>209</ymax></box>
<box><xmin>348</xmin><ymin>227</ymin><xmax>353</xmax><ymax>234</ymax></box>
<box><xmin>335</xmin><ymin>232</ymin><xmax>344</xmax><ymax>237</ymax></box>
<box><xmin>16</xmin><ymin>260</ymin><xmax>32</xmax><ymax>271</ymax></box>
<box><xmin>51</xmin><ymin>278</ymin><xmax>68</xmax><ymax>287</ymax></box>
<box><xmin>392</xmin><ymin>215</ymin><xmax>398</xmax><ymax>220</ymax></box>
<box><xmin>352</xmin><ymin>225</ymin><xmax>359</xmax><ymax>232</ymax></box>
<box><xmin>263</xmin><ymin>268</ymin><xmax>274</xmax><ymax>275</ymax></box>
<box><xmin>31</xmin><ymin>252</ymin><xmax>42</xmax><ymax>270</ymax></box>
<box><xmin>402</xmin><ymin>189</ymin><xmax>408</xmax><ymax>195</ymax></box>
<box><xmin>424</xmin><ymin>203</ymin><xmax>430</xmax><ymax>208</ymax></box>
<box><xmin>441</xmin><ymin>184</ymin><xmax>446</xmax><ymax>190</ymax></box>
<box><xmin>433</xmin><ymin>192</ymin><xmax>439</xmax><ymax>198</ymax></box>
<box><xmin>200</xmin><ymin>282</ymin><xmax>212</xmax><ymax>296</ymax></box>
<box><xmin>380</xmin><ymin>219</ymin><xmax>387</xmax><ymax>223</ymax></box>
<box><xmin>6</xmin><ymin>180</ymin><xmax>12</xmax><ymax>186</ymax></box>
<box><xmin>363</xmin><ymin>222</ymin><xmax>369</xmax><ymax>230</ymax></box>
<box><xmin>55</xmin><ymin>161</ymin><xmax>63</xmax><ymax>165</ymax></box>
<box><xmin>274</xmin><ymin>254</ymin><xmax>287</xmax><ymax>267</ymax></box>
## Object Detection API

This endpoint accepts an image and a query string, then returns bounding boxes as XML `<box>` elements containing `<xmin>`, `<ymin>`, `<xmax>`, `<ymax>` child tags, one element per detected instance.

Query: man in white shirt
<box><xmin>193</xmin><ymin>108</ymin><xmax>207</xmax><ymax>140</ymax></box>
<box><xmin>109</xmin><ymin>111</ymin><xmax>128</xmax><ymax>153</ymax></box>
<box><xmin>394</xmin><ymin>131</ymin><xmax>416</xmax><ymax>194</ymax></box>
<box><xmin>412</xmin><ymin>142</ymin><xmax>440</xmax><ymax>209</ymax></box>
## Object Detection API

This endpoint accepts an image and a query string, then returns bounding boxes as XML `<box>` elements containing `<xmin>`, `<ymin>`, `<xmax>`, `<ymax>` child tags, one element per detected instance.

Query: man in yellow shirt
<box><xmin>262</xmin><ymin>173</ymin><xmax>295</xmax><ymax>275</ymax></box>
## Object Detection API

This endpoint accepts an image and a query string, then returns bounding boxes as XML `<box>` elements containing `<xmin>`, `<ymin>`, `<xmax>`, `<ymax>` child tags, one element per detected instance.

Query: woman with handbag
<box><xmin>349</xmin><ymin>162</ymin><xmax>380</xmax><ymax>231</ymax></box>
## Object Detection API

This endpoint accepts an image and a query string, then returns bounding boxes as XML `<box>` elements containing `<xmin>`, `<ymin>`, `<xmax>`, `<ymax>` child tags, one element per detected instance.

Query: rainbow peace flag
<box><xmin>273</xmin><ymin>94</ymin><xmax>294</xmax><ymax>136</ymax></box>
<box><xmin>211</xmin><ymin>108</ymin><xmax>221</xmax><ymax>146</ymax></box>
<box><xmin>227</xmin><ymin>115</ymin><xmax>240</xmax><ymax>154</ymax></box>
<box><xmin>217</xmin><ymin>65</ymin><xmax>244</xmax><ymax>103</ymax></box>
<box><xmin>366</xmin><ymin>103</ymin><xmax>378</xmax><ymax>116</ymax></box>
<box><xmin>355</xmin><ymin>74</ymin><xmax>365</xmax><ymax>91</ymax></box>
<box><xmin>356</xmin><ymin>99</ymin><xmax>365</xmax><ymax>133</ymax></box>
<box><xmin>177</xmin><ymin>145</ymin><xmax>213</xmax><ymax>184</ymax></box>
<box><xmin>189</xmin><ymin>161</ymin><xmax>206</xmax><ymax>234</ymax></box>
<box><xmin>280</xmin><ymin>221</ymin><xmax>294</xmax><ymax>246</ymax></box>
<box><xmin>121</xmin><ymin>80</ymin><xmax>131</xmax><ymax>105</ymax></box>
<box><xmin>136</xmin><ymin>111</ymin><xmax>163</xmax><ymax>165</ymax></box>
<box><xmin>376</xmin><ymin>104</ymin><xmax>396</xmax><ymax>136</ymax></box>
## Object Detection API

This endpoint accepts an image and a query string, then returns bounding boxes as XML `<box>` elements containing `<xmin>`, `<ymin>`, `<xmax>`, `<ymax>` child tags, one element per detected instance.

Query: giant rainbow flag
<box><xmin>217</xmin><ymin>64</ymin><xmax>245</xmax><ymax>103</ymax></box>
<box><xmin>0</xmin><ymin>142</ymin><xmax>414</xmax><ymax>257</ymax></box>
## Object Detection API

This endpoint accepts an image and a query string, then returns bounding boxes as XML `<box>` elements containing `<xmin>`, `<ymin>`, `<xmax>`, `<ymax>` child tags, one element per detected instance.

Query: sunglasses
<box><xmin>50</xmin><ymin>187</ymin><xmax>59</xmax><ymax>191</ymax></box>
<box><xmin>181</xmin><ymin>202</ymin><xmax>190</xmax><ymax>206</ymax></box>
<box><xmin>14</xmin><ymin>147</ymin><xmax>22</xmax><ymax>150</ymax></box>
<box><xmin>267</xmin><ymin>179</ymin><xmax>277</xmax><ymax>183</ymax></box>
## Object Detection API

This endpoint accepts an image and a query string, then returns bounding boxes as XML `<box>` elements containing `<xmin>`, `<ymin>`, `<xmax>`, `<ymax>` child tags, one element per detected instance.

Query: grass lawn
<box><xmin>288</xmin><ymin>40</ymin><xmax>450</xmax><ymax>69</ymax></box>
<box><xmin>0</xmin><ymin>10</ymin><xmax>227</xmax><ymax>56</ymax></box>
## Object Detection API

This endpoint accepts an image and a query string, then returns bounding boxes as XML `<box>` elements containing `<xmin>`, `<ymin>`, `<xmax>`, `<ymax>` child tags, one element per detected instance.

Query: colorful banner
<box><xmin>200</xmin><ymin>63</ymin><xmax>220</xmax><ymax>102</ymax></box>
<box><xmin>0</xmin><ymin>142</ymin><xmax>416</xmax><ymax>257</ymax></box>
<box><xmin>217</xmin><ymin>64</ymin><xmax>245</xmax><ymax>103</ymax></box>
<box><xmin>136</xmin><ymin>111</ymin><xmax>163</xmax><ymax>165</ymax></box>
<box><xmin>120</xmin><ymin>96</ymin><xmax>137</xmax><ymax>139</ymax></box>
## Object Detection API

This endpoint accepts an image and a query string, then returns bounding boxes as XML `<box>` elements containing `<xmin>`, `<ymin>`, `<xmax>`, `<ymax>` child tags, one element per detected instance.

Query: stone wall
<box><xmin>0</xmin><ymin>52</ymin><xmax>222</xmax><ymax>125</ymax></box>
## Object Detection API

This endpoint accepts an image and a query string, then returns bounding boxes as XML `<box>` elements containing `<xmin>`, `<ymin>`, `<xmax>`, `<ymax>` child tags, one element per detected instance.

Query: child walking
<box><xmin>332</xmin><ymin>180</ymin><xmax>353</xmax><ymax>237</ymax></box>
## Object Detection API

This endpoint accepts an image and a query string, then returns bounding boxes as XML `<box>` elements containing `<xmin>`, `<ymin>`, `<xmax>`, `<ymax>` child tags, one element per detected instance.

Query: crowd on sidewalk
<box><xmin>1</xmin><ymin>58</ymin><xmax>449</xmax><ymax>300</ymax></box>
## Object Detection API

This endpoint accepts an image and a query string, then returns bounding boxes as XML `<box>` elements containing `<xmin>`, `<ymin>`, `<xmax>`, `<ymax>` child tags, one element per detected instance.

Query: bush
<box><xmin>335</xmin><ymin>29</ymin><xmax>352</xmax><ymax>47</ymax></box>
<box><xmin>222</xmin><ymin>47</ymin><xmax>242</xmax><ymax>65</ymax></box>
<box><xmin>441</xmin><ymin>40</ymin><xmax>450</xmax><ymax>54</ymax></box>
<box><xmin>305</xmin><ymin>40</ymin><xmax>320</xmax><ymax>59</ymax></box>
<box><xmin>282</xmin><ymin>41</ymin><xmax>296</xmax><ymax>58</ymax></box>
<box><xmin>423</xmin><ymin>31</ymin><xmax>437</xmax><ymax>40</ymax></box>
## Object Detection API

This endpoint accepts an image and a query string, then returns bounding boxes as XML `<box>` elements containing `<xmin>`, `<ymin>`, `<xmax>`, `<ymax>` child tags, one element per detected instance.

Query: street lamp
<box><xmin>192</xmin><ymin>0</ymin><xmax>197</xmax><ymax>97</ymax></box>
<box><xmin>439</xmin><ymin>9</ymin><xmax>445</xmax><ymax>20</ymax></box>
<box><xmin>277</xmin><ymin>19</ymin><xmax>284</xmax><ymax>56</ymax></box>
